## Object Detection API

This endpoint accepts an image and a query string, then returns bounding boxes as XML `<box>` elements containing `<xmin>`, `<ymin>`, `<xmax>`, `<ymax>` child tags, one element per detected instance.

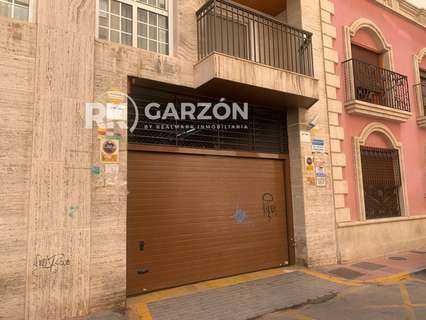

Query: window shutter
<box><xmin>360</xmin><ymin>146</ymin><xmax>401</xmax><ymax>187</ymax></box>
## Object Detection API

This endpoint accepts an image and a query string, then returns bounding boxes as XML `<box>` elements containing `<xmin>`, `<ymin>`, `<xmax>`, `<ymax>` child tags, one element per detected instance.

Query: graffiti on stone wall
<box><xmin>32</xmin><ymin>254</ymin><xmax>71</xmax><ymax>276</ymax></box>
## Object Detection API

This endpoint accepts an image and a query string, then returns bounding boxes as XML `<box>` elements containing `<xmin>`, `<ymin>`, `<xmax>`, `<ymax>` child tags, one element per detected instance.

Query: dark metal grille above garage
<box><xmin>128</xmin><ymin>85</ymin><xmax>288</xmax><ymax>154</ymax></box>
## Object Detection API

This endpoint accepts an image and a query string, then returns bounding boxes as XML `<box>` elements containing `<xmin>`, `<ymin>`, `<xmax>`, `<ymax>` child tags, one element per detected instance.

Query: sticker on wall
<box><xmin>98</xmin><ymin>127</ymin><xmax>107</xmax><ymax>137</ymax></box>
<box><xmin>106</xmin><ymin>103</ymin><xmax>127</xmax><ymax>121</ymax></box>
<box><xmin>305</xmin><ymin>156</ymin><xmax>316</xmax><ymax>185</ymax></box>
<box><xmin>100</xmin><ymin>138</ymin><xmax>119</xmax><ymax>164</ymax></box>
<box><xmin>315</xmin><ymin>165</ymin><xmax>327</xmax><ymax>187</ymax></box>
<box><xmin>105</xmin><ymin>164</ymin><xmax>120</xmax><ymax>186</ymax></box>
<box><xmin>312</xmin><ymin>138</ymin><xmax>325</xmax><ymax>153</ymax></box>
<box><xmin>305</xmin><ymin>156</ymin><xmax>315</xmax><ymax>172</ymax></box>
<box><xmin>300</xmin><ymin>131</ymin><xmax>311</xmax><ymax>143</ymax></box>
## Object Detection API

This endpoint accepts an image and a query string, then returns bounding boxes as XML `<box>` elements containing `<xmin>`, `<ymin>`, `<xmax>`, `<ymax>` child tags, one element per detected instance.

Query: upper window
<box><xmin>0</xmin><ymin>0</ymin><xmax>29</xmax><ymax>21</ymax></box>
<box><xmin>351</xmin><ymin>44</ymin><xmax>382</xmax><ymax>67</ymax></box>
<box><xmin>98</xmin><ymin>0</ymin><xmax>170</xmax><ymax>55</ymax></box>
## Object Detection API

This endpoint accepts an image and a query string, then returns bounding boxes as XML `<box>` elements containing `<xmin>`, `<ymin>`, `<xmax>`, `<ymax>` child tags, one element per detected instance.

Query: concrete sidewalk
<box><xmin>78</xmin><ymin>248</ymin><xmax>426</xmax><ymax>320</ymax></box>
<box><xmin>260</xmin><ymin>272</ymin><xmax>426</xmax><ymax>320</ymax></box>
<box><xmin>315</xmin><ymin>248</ymin><xmax>426</xmax><ymax>282</ymax></box>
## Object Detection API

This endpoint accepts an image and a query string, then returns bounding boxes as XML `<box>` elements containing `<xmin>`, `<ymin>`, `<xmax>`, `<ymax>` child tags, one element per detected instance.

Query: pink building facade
<box><xmin>329</xmin><ymin>0</ymin><xmax>426</xmax><ymax>261</ymax></box>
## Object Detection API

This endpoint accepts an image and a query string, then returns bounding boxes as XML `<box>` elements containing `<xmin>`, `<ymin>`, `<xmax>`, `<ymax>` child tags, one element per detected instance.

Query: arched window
<box><xmin>414</xmin><ymin>48</ymin><xmax>426</xmax><ymax>125</ymax></box>
<box><xmin>343</xmin><ymin>18</ymin><xmax>411</xmax><ymax>118</ymax></box>
<box><xmin>344</xmin><ymin>18</ymin><xmax>394</xmax><ymax>69</ymax></box>
<box><xmin>354</xmin><ymin>123</ymin><xmax>409</xmax><ymax>220</ymax></box>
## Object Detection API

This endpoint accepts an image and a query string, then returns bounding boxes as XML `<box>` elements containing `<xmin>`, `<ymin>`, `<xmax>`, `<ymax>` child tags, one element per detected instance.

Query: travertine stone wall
<box><xmin>286</xmin><ymin>0</ymin><xmax>338</xmax><ymax>266</ymax></box>
<box><xmin>90</xmin><ymin>0</ymin><xmax>203</xmax><ymax>312</ymax></box>
<box><xmin>0</xmin><ymin>0</ymin><xmax>339</xmax><ymax>318</ymax></box>
<box><xmin>25</xmin><ymin>1</ymin><xmax>96</xmax><ymax>319</ymax></box>
<box><xmin>0</xmin><ymin>19</ymin><xmax>36</xmax><ymax>320</ymax></box>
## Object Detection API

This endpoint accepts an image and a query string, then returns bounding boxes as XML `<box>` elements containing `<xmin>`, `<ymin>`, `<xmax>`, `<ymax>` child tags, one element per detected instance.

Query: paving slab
<box><xmin>147</xmin><ymin>271</ymin><xmax>345</xmax><ymax>320</ymax></box>
<box><xmin>317</xmin><ymin>247</ymin><xmax>426</xmax><ymax>281</ymax></box>
<box><xmin>404</xmin><ymin>281</ymin><xmax>426</xmax><ymax>305</ymax></box>
<box><xmin>261</xmin><ymin>279</ymin><xmax>426</xmax><ymax>320</ymax></box>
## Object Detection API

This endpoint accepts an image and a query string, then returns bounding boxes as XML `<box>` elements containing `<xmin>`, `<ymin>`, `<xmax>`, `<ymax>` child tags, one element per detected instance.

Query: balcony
<box><xmin>343</xmin><ymin>59</ymin><xmax>412</xmax><ymax>122</ymax></box>
<box><xmin>415</xmin><ymin>83</ymin><xmax>426</xmax><ymax>127</ymax></box>
<box><xmin>193</xmin><ymin>0</ymin><xmax>319</xmax><ymax>109</ymax></box>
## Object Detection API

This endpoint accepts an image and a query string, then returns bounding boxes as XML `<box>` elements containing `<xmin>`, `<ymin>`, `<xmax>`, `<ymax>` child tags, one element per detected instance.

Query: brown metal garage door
<box><xmin>127</xmin><ymin>150</ymin><xmax>289</xmax><ymax>295</ymax></box>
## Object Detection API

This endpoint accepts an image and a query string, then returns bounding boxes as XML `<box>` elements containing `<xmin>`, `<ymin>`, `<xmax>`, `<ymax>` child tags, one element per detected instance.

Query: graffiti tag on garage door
<box><xmin>262</xmin><ymin>193</ymin><xmax>276</xmax><ymax>220</ymax></box>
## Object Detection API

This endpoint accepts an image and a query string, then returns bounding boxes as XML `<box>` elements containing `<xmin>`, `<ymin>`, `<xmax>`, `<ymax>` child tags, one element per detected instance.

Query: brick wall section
<box><xmin>319</xmin><ymin>0</ymin><xmax>351</xmax><ymax>224</ymax></box>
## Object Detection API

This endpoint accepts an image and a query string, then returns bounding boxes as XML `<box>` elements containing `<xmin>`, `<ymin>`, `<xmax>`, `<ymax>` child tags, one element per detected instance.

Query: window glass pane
<box><xmin>122</xmin><ymin>3</ymin><xmax>132</xmax><ymax>18</ymax></box>
<box><xmin>99</xmin><ymin>27</ymin><xmax>109</xmax><ymax>40</ymax></box>
<box><xmin>158</xmin><ymin>29</ymin><xmax>167</xmax><ymax>43</ymax></box>
<box><xmin>159</xmin><ymin>43</ymin><xmax>168</xmax><ymax>54</ymax></box>
<box><xmin>138</xmin><ymin>9</ymin><xmax>147</xmax><ymax>23</ymax></box>
<box><xmin>122</xmin><ymin>33</ymin><xmax>132</xmax><ymax>45</ymax></box>
<box><xmin>99</xmin><ymin>0</ymin><xmax>109</xmax><ymax>12</ymax></box>
<box><xmin>148</xmin><ymin>0</ymin><xmax>156</xmax><ymax>7</ymax></box>
<box><xmin>138</xmin><ymin>0</ymin><xmax>148</xmax><ymax>4</ymax></box>
<box><xmin>111</xmin><ymin>30</ymin><xmax>120</xmax><ymax>43</ymax></box>
<box><xmin>122</xmin><ymin>18</ymin><xmax>132</xmax><ymax>33</ymax></box>
<box><xmin>149</xmin><ymin>12</ymin><xmax>157</xmax><ymax>26</ymax></box>
<box><xmin>138</xmin><ymin>37</ymin><xmax>148</xmax><ymax>49</ymax></box>
<box><xmin>111</xmin><ymin>0</ymin><xmax>120</xmax><ymax>14</ymax></box>
<box><xmin>158</xmin><ymin>0</ymin><xmax>166</xmax><ymax>9</ymax></box>
<box><xmin>111</xmin><ymin>15</ymin><xmax>120</xmax><ymax>29</ymax></box>
<box><xmin>0</xmin><ymin>2</ymin><xmax>11</xmax><ymax>17</ymax></box>
<box><xmin>149</xmin><ymin>40</ymin><xmax>157</xmax><ymax>52</ymax></box>
<box><xmin>15</xmin><ymin>0</ymin><xmax>29</xmax><ymax>5</ymax></box>
<box><xmin>99</xmin><ymin>9</ymin><xmax>108</xmax><ymax>18</ymax></box>
<box><xmin>98</xmin><ymin>0</ymin><xmax>133</xmax><ymax>47</ymax></box>
<box><xmin>138</xmin><ymin>23</ymin><xmax>147</xmax><ymax>37</ymax></box>
<box><xmin>149</xmin><ymin>26</ymin><xmax>157</xmax><ymax>40</ymax></box>
<box><xmin>99</xmin><ymin>13</ymin><xmax>109</xmax><ymax>27</ymax></box>
<box><xmin>158</xmin><ymin>15</ymin><xmax>167</xmax><ymax>29</ymax></box>
<box><xmin>14</xmin><ymin>5</ymin><xmax>28</xmax><ymax>20</ymax></box>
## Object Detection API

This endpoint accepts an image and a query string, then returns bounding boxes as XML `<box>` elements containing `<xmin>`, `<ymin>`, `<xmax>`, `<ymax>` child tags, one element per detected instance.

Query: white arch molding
<box><xmin>353</xmin><ymin>122</ymin><xmax>410</xmax><ymax>220</ymax></box>
<box><xmin>344</xmin><ymin>18</ymin><xmax>395</xmax><ymax>70</ymax></box>
<box><xmin>413</xmin><ymin>48</ymin><xmax>426</xmax><ymax>120</ymax></box>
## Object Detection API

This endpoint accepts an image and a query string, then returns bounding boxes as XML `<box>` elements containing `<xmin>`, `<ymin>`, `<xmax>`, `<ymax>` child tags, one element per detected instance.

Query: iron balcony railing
<box><xmin>196</xmin><ymin>0</ymin><xmax>314</xmax><ymax>77</ymax></box>
<box><xmin>343</xmin><ymin>59</ymin><xmax>410</xmax><ymax>112</ymax></box>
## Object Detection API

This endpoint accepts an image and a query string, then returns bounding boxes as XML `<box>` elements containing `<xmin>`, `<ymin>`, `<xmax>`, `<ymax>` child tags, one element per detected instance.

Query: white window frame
<box><xmin>0</xmin><ymin>0</ymin><xmax>33</xmax><ymax>22</ymax></box>
<box><xmin>96</xmin><ymin>0</ymin><xmax>173</xmax><ymax>55</ymax></box>
<box><xmin>29</xmin><ymin>0</ymin><xmax>35</xmax><ymax>22</ymax></box>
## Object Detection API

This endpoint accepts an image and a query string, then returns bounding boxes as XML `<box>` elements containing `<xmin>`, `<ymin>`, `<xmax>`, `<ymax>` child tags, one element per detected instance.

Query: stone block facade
<box><xmin>2</xmin><ymin>0</ymin><xmax>424</xmax><ymax>318</ymax></box>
